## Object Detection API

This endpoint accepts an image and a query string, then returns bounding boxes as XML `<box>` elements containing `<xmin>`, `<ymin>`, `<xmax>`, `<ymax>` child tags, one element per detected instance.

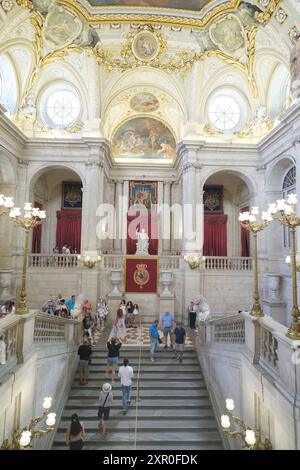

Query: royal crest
<box><xmin>133</xmin><ymin>263</ymin><xmax>150</xmax><ymax>288</ymax></box>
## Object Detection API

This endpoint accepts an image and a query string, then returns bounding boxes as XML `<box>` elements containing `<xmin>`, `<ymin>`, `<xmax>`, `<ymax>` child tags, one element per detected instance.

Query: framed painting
<box><xmin>111</xmin><ymin>117</ymin><xmax>176</xmax><ymax>160</ymax></box>
<box><xmin>203</xmin><ymin>185</ymin><xmax>224</xmax><ymax>213</ymax></box>
<box><xmin>129</xmin><ymin>181</ymin><xmax>158</xmax><ymax>210</ymax></box>
<box><xmin>62</xmin><ymin>182</ymin><xmax>82</xmax><ymax>209</ymax></box>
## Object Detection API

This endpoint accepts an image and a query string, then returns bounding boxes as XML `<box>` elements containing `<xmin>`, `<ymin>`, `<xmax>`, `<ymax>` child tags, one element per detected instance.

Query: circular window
<box><xmin>208</xmin><ymin>95</ymin><xmax>241</xmax><ymax>132</ymax></box>
<box><xmin>45</xmin><ymin>89</ymin><xmax>80</xmax><ymax>128</ymax></box>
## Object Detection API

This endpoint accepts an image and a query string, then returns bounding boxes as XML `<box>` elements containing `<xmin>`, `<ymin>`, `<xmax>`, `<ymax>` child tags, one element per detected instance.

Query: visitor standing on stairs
<box><xmin>98</xmin><ymin>383</ymin><xmax>113</xmax><ymax>439</ymax></box>
<box><xmin>77</xmin><ymin>337</ymin><xmax>92</xmax><ymax>385</ymax></box>
<box><xmin>173</xmin><ymin>321</ymin><xmax>186</xmax><ymax>363</ymax></box>
<box><xmin>118</xmin><ymin>358</ymin><xmax>134</xmax><ymax>415</ymax></box>
<box><xmin>106</xmin><ymin>336</ymin><xmax>122</xmax><ymax>383</ymax></box>
<box><xmin>66</xmin><ymin>414</ymin><xmax>85</xmax><ymax>450</ymax></box>
<box><xmin>188</xmin><ymin>301</ymin><xmax>197</xmax><ymax>330</ymax></box>
<box><xmin>149</xmin><ymin>319</ymin><xmax>160</xmax><ymax>362</ymax></box>
<box><xmin>160</xmin><ymin>309</ymin><xmax>174</xmax><ymax>349</ymax></box>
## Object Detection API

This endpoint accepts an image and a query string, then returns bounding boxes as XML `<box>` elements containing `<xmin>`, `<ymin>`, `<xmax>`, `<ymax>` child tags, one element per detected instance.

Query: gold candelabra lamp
<box><xmin>0</xmin><ymin>194</ymin><xmax>14</xmax><ymax>216</ymax></box>
<box><xmin>267</xmin><ymin>194</ymin><xmax>300</xmax><ymax>339</ymax></box>
<box><xmin>1</xmin><ymin>397</ymin><xmax>56</xmax><ymax>450</ymax></box>
<box><xmin>221</xmin><ymin>399</ymin><xmax>272</xmax><ymax>450</ymax></box>
<box><xmin>184</xmin><ymin>253</ymin><xmax>205</xmax><ymax>270</ymax></box>
<box><xmin>77</xmin><ymin>254</ymin><xmax>101</xmax><ymax>269</ymax></box>
<box><xmin>238</xmin><ymin>207</ymin><xmax>272</xmax><ymax>317</ymax></box>
<box><xmin>9</xmin><ymin>203</ymin><xmax>46</xmax><ymax>314</ymax></box>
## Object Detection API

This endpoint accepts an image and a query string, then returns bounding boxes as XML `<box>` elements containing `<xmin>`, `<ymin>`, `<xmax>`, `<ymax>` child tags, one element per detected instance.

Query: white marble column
<box><xmin>163</xmin><ymin>182</ymin><xmax>171</xmax><ymax>253</ymax></box>
<box><xmin>114</xmin><ymin>180</ymin><xmax>123</xmax><ymax>253</ymax></box>
<box><xmin>178</xmin><ymin>141</ymin><xmax>202</xmax><ymax>254</ymax></box>
<box><xmin>121</xmin><ymin>180</ymin><xmax>129</xmax><ymax>255</ymax></box>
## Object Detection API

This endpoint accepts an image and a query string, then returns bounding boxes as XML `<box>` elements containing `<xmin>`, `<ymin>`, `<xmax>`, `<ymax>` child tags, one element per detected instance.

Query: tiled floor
<box><xmin>123</xmin><ymin>324</ymin><xmax>194</xmax><ymax>347</ymax></box>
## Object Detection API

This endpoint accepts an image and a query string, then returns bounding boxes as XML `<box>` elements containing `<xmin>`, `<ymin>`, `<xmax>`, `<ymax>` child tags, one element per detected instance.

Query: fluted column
<box><xmin>163</xmin><ymin>182</ymin><xmax>171</xmax><ymax>253</ymax></box>
<box><xmin>114</xmin><ymin>180</ymin><xmax>123</xmax><ymax>252</ymax></box>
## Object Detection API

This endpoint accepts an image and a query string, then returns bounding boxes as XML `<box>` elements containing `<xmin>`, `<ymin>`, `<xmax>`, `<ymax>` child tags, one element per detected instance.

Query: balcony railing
<box><xmin>29</xmin><ymin>254</ymin><xmax>79</xmax><ymax>268</ymax></box>
<box><xmin>204</xmin><ymin>256</ymin><xmax>252</xmax><ymax>271</ymax></box>
<box><xmin>28</xmin><ymin>253</ymin><xmax>252</xmax><ymax>272</ymax></box>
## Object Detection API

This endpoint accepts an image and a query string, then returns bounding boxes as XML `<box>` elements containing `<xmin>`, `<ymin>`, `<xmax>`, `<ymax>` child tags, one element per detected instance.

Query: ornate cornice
<box><xmin>56</xmin><ymin>0</ymin><xmax>241</xmax><ymax>30</ymax></box>
<box><xmin>85</xmin><ymin>159</ymin><xmax>104</xmax><ymax>169</ymax></box>
<box><xmin>255</xmin><ymin>0</ymin><xmax>282</xmax><ymax>25</ymax></box>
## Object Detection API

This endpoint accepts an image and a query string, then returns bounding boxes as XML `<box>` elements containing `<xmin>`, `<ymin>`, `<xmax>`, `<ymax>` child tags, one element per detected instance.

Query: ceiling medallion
<box><xmin>95</xmin><ymin>25</ymin><xmax>199</xmax><ymax>74</ymax></box>
<box><xmin>131</xmin><ymin>30</ymin><xmax>160</xmax><ymax>63</ymax></box>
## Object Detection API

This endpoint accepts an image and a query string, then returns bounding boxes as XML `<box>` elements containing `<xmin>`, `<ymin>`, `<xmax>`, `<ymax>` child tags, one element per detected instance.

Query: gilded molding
<box><xmin>56</xmin><ymin>0</ymin><xmax>241</xmax><ymax>30</ymax></box>
<box><xmin>94</xmin><ymin>25</ymin><xmax>200</xmax><ymax>75</ymax></box>
<box><xmin>16</xmin><ymin>0</ymin><xmax>32</xmax><ymax>8</ymax></box>
<box><xmin>255</xmin><ymin>0</ymin><xmax>282</xmax><ymax>25</ymax></box>
<box><xmin>204</xmin><ymin>26</ymin><xmax>258</xmax><ymax>98</ymax></box>
<box><xmin>24</xmin><ymin>11</ymin><xmax>86</xmax><ymax>103</ymax></box>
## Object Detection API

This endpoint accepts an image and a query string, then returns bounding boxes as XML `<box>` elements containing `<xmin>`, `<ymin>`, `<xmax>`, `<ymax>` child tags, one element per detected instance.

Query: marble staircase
<box><xmin>52</xmin><ymin>333</ymin><xmax>223</xmax><ymax>450</ymax></box>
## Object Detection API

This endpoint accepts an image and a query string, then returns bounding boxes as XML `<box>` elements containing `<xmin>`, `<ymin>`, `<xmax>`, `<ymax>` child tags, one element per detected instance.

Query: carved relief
<box><xmin>43</xmin><ymin>6</ymin><xmax>83</xmax><ymax>49</ymax></box>
<box><xmin>209</xmin><ymin>14</ymin><xmax>246</xmax><ymax>59</ymax></box>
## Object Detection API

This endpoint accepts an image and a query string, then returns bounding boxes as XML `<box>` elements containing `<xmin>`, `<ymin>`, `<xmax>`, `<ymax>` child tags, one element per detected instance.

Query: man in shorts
<box><xmin>77</xmin><ymin>337</ymin><xmax>92</xmax><ymax>385</ymax></box>
<box><xmin>173</xmin><ymin>321</ymin><xmax>186</xmax><ymax>363</ymax></box>
<box><xmin>98</xmin><ymin>383</ymin><xmax>113</xmax><ymax>438</ymax></box>
<box><xmin>160</xmin><ymin>309</ymin><xmax>174</xmax><ymax>349</ymax></box>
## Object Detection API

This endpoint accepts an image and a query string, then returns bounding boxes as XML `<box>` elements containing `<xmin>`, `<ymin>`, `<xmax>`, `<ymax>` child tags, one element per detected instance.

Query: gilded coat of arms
<box><xmin>133</xmin><ymin>263</ymin><xmax>150</xmax><ymax>288</ymax></box>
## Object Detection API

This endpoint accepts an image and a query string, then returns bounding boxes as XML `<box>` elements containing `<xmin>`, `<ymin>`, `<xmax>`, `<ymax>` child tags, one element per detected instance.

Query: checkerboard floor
<box><xmin>123</xmin><ymin>324</ymin><xmax>194</xmax><ymax>347</ymax></box>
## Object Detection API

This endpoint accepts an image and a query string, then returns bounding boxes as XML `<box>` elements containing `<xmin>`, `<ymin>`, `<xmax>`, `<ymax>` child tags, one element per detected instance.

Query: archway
<box><xmin>201</xmin><ymin>170</ymin><xmax>252</xmax><ymax>258</ymax></box>
<box><xmin>29</xmin><ymin>166</ymin><xmax>83</xmax><ymax>254</ymax></box>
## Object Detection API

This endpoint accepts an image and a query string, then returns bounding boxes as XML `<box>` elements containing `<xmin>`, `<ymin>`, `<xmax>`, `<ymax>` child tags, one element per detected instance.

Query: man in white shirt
<box><xmin>118</xmin><ymin>358</ymin><xmax>134</xmax><ymax>415</ymax></box>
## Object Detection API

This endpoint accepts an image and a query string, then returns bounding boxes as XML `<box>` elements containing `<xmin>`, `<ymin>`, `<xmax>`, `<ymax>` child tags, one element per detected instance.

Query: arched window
<box><xmin>0</xmin><ymin>53</ymin><xmax>18</xmax><ymax>112</ymax></box>
<box><xmin>282</xmin><ymin>165</ymin><xmax>296</xmax><ymax>248</ymax></box>
<box><xmin>39</xmin><ymin>83</ymin><xmax>82</xmax><ymax>129</ymax></box>
<box><xmin>206</xmin><ymin>87</ymin><xmax>248</xmax><ymax>134</ymax></box>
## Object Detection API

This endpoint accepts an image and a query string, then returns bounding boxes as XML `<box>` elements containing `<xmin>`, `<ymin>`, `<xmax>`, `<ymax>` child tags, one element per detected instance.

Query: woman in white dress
<box><xmin>110</xmin><ymin>309</ymin><xmax>127</xmax><ymax>343</ymax></box>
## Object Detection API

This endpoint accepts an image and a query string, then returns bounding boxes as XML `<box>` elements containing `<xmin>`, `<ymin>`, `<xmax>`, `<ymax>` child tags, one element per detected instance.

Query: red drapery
<box><xmin>127</xmin><ymin>211</ymin><xmax>159</xmax><ymax>255</ymax></box>
<box><xmin>56</xmin><ymin>210</ymin><xmax>82</xmax><ymax>252</ymax></box>
<box><xmin>241</xmin><ymin>206</ymin><xmax>250</xmax><ymax>257</ymax></box>
<box><xmin>31</xmin><ymin>201</ymin><xmax>43</xmax><ymax>253</ymax></box>
<box><xmin>203</xmin><ymin>214</ymin><xmax>228</xmax><ymax>256</ymax></box>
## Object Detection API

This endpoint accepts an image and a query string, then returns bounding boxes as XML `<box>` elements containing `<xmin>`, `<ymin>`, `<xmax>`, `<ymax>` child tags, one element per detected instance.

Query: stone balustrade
<box><xmin>28</xmin><ymin>254</ymin><xmax>252</xmax><ymax>272</ymax></box>
<box><xmin>204</xmin><ymin>256</ymin><xmax>252</xmax><ymax>271</ymax></box>
<box><xmin>29</xmin><ymin>254</ymin><xmax>79</xmax><ymax>268</ymax></box>
<box><xmin>0</xmin><ymin>314</ymin><xmax>24</xmax><ymax>367</ymax></box>
<box><xmin>197</xmin><ymin>311</ymin><xmax>300</xmax><ymax>449</ymax></box>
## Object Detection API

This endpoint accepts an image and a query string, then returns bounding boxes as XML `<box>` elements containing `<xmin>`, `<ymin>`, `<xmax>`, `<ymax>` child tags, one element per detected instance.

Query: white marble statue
<box><xmin>135</xmin><ymin>228</ymin><xmax>149</xmax><ymax>255</ymax></box>
<box><xmin>193</xmin><ymin>294</ymin><xmax>211</xmax><ymax>323</ymax></box>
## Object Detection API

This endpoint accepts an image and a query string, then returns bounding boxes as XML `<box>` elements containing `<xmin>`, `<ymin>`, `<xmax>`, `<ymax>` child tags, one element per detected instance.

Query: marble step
<box><xmin>61</xmin><ymin>408</ymin><xmax>216</xmax><ymax>418</ymax></box>
<box><xmin>57</xmin><ymin>419</ymin><xmax>218</xmax><ymax>431</ymax></box>
<box><xmin>65</xmin><ymin>398</ymin><xmax>212</xmax><ymax>407</ymax></box>
<box><xmin>52</xmin><ymin>442</ymin><xmax>223</xmax><ymax>450</ymax></box>
<box><xmin>67</xmin><ymin>389</ymin><xmax>209</xmax><ymax>398</ymax></box>
<box><xmin>53</xmin><ymin>430</ymin><xmax>222</xmax><ymax>443</ymax></box>
<box><xmin>73</xmin><ymin>374</ymin><xmax>204</xmax><ymax>381</ymax></box>
<box><xmin>71</xmin><ymin>381</ymin><xmax>206</xmax><ymax>389</ymax></box>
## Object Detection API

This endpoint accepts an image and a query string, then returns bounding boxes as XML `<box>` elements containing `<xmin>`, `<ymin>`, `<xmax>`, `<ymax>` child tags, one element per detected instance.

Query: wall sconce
<box><xmin>1</xmin><ymin>396</ymin><xmax>56</xmax><ymax>450</ymax></box>
<box><xmin>78</xmin><ymin>254</ymin><xmax>101</xmax><ymax>269</ymax></box>
<box><xmin>221</xmin><ymin>399</ymin><xmax>272</xmax><ymax>450</ymax></box>
<box><xmin>184</xmin><ymin>254</ymin><xmax>205</xmax><ymax>270</ymax></box>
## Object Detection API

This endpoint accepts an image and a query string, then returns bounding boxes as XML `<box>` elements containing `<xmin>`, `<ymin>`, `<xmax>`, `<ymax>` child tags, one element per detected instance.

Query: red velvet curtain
<box><xmin>241</xmin><ymin>206</ymin><xmax>250</xmax><ymax>256</ymax></box>
<box><xmin>203</xmin><ymin>214</ymin><xmax>228</xmax><ymax>256</ymax></box>
<box><xmin>127</xmin><ymin>211</ymin><xmax>159</xmax><ymax>255</ymax></box>
<box><xmin>31</xmin><ymin>201</ymin><xmax>42</xmax><ymax>253</ymax></box>
<box><xmin>56</xmin><ymin>210</ymin><xmax>82</xmax><ymax>252</ymax></box>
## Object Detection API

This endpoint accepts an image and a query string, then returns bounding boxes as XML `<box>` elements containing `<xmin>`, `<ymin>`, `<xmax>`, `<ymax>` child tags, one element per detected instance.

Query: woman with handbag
<box><xmin>98</xmin><ymin>383</ymin><xmax>113</xmax><ymax>438</ymax></box>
